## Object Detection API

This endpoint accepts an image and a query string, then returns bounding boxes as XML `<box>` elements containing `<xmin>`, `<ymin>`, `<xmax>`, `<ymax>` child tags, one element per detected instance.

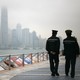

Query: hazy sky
<box><xmin>0</xmin><ymin>0</ymin><xmax>80</xmax><ymax>43</ymax></box>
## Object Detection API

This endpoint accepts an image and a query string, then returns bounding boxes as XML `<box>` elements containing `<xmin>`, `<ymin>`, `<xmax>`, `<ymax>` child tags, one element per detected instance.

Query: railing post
<box><xmin>9</xmin><ymin>55</ymin><xmax>11</xmax><ymax>70</ymax></box>
<box><xmin>22</xmin><ymin>54</ymin><xmax>24</xmax><ymax>66</ymax></box>
<box><xmin>37</xmin><ymin>53</ymin><xmax>39</xmax><ymax>62</ymax></box>
<box><xmin>31</xmin><ymin>53</ymin><xmax>33</xmax><ymax>64</ymax></box>
<box><xmin>46</xmin><ymin>52</ymin><xmax>48</xmax><ymax>60</ymax></box>
<box><xmin>43</xmin><ymin>52</ymin><xmax>44</xmax><ymax>61</ymax></box>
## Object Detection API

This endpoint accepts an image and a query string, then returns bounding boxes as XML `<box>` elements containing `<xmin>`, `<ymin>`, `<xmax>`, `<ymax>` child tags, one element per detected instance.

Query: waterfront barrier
<box><xmin>0</xmin><ymin>52</ymin><xmax>48</xmax><ymax>71</ymax></box>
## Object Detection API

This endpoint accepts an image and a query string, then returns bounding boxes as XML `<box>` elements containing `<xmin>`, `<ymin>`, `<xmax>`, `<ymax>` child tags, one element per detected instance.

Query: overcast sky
<box><xmin>0</xmin><ymin>0</ymin><xmax>80</xmax><ymax>44</ymax></box>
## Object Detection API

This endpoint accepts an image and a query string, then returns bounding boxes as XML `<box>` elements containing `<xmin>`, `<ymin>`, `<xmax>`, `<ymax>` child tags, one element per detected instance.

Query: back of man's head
<box><xmin>52</xmin><ymin>30</ymin><xmax>58</xmax><ymax>36</ymax></box>
<box><xmin>65</xmin><ymin>29</ymin><xmax>72</xmax><ymax>37</ymax></box>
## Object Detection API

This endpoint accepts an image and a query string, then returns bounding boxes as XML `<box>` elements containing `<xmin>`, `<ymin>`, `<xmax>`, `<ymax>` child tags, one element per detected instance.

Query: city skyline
<box><xmin>0</xmin><ymin>22</ymin><xmax>46</xmax><ymax>49</ymax></box>
<box><xmin>0</xmin><ymin>7</ymin><xmax>46</xmax><ymax>49</ymax></box>
<box><xmin>0</xmin><ymin>0</ymin><xmax>80</xmax><ymax>45</ymax></box>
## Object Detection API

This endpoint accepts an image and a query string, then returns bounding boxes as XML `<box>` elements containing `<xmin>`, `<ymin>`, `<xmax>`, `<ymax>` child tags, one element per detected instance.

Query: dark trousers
<box><xmin>65</xmin><ymin>56</ymin><xmax>76</xmax><ymax>77</ymax></box>
<box><xmin>49</xmin><ymin>54</ymin><xmax>59</xmax><ymax>74</ymax></box>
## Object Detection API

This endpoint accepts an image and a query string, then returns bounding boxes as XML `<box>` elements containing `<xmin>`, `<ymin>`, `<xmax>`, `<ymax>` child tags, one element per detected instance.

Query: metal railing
<box><xmin>0</xmin><ymin>52</ymin><xmax>48</xmax><ymax>71</ymax></box>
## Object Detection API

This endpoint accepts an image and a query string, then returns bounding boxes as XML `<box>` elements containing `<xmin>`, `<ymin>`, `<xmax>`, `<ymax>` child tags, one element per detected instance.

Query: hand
<box><xmin>59</xmin><ymin>53</ymin><xmax>64</xmax><ymax>56</ymax></box>
<box><xmin>51</xmin><ymin>51</ymin><xmax>56</xmax><ymax>55</ymax></box>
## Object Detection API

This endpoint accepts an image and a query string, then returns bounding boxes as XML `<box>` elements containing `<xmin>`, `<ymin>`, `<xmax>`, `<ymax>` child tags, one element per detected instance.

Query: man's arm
<box><xmin>75</xmin><ymin>38</ymin><xmax>80</xmax><ymax>55</ymax></box>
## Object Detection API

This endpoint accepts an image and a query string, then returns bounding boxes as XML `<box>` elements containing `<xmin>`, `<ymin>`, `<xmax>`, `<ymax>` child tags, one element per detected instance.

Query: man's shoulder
<box><xmin>63</xmin><ymin>37</ymin><xmax>76</xmax><ymax>40</ymax></box>
<box><xmin>56</xmin><ymin>37</ymin><xmax>60</xmax><ymax>39</ymax></box>
<box><xmin>71</xmin><ymin>36</ymin><xmax>77</xmax><ymax>40</ymax></box>
<box><xmin>47</xmin><ymin>37</ymin><xmax>52</xmax><ymax>40</ymax></box>
<box><xmin>47</xmin><ymin>37</ymin><xmax>52</xmax><ymax>41</ymax></box>
<box><xmin>63</xmin><ymin>38</ymin><xmax>67</xmax><ymax>41</ymax></box>
<box><xmin>47</xmin><ymin>37</ymin><xmax>59</xmax><ymax>42</ymax></box>
<box><xmin>63</xmin><ymin>37</ymin><xmax>77</xmax><ymax>43</ymax></box>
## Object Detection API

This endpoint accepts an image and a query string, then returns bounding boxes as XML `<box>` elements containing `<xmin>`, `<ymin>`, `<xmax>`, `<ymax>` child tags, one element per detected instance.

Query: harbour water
<box><xmin>0</xmin><ymin>49</ymin><xmax>46</xmax><ymax>55</ymax></box>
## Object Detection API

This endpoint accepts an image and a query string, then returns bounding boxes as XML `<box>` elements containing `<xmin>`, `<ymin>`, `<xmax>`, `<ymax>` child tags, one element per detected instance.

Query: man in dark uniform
<box><xmin>63</xmin><ymin>30</ymin><xmax>80</xmax><ymax>78</ymax></box>
<box><xmin>46</xmin><ymin>30</ymin><xmax>60</xmax><ymax>76</ymax></box>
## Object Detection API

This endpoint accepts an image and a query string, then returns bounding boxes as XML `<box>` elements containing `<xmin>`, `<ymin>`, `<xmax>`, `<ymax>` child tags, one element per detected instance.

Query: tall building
<box><xmin>0</xmin><ymin>24</ymin><xmax>1</xmax><ymax>48</ymax></box>
<box><xmin>22</xmin><ymin>28</ymin><xmax>30</xmax><ymax>48</ymax></box>
<box><xmin>1</xmin><ymin>7</ymin><xmax>8</xmax><ymax>49</ymax></box>
<box><xmin>38</xmin><ymin>35</ymin><xmax>42</xmax><ymax>49</ymax></box>
<box><xmin>16</xmin><ymin>24</ymin><xmax>22</xmax><ymax>47</ymax></box>
<box><xmin>32</xmin><ymin>31</ymin><xmax>39</xmax><ymax>49</ymax></box>
<box><xmin>22</xmin><ymin>29</ymin><xmax>27</xmax><ymax>48</ymax></box>
<box><xmin>12</xmin><ymin>29</ymin><xmax>18</xmax><ymax>48</ymax></box>
<box><xmin>29</xmin><ymin>32</ymin><xmax>33</xmax><ymax>49</ymax></box>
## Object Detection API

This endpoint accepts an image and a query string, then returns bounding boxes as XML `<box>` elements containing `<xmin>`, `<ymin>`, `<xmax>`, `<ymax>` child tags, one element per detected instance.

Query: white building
<box><xmin>12</xmin><ymin>29</ymin><xmax>18</xmax><ymax>48</ymax></box>
<box><xmin>16</xmin><ymin>24</ymin><xmax>22</xmax><ymax>47</ymax></box>
<box><xmin>22</xmin><ymin>28</ymin><xmax>30</xmax><ymax>48</ymax></box>
<box><xmin>1</xmin><ymin>7</ymin><xmax>8</xmax><ymax>49</ymax></box>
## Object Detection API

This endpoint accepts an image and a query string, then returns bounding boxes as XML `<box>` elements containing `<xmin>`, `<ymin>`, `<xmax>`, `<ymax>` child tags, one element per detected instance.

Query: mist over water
<box><xmin>0</xmin><ymin>49</ymin><xmax>46</xmax><ymax>55</ymax></box>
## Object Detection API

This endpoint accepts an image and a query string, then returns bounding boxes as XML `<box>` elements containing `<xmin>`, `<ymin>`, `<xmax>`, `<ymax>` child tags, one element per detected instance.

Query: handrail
<box><xmin>0</xmin><ymin>52</ymin><xmax>48</xmax><ymax>71</ymax></box>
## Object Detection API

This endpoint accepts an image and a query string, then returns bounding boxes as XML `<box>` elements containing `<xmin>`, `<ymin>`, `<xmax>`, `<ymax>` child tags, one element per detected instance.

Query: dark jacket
<box><xmin>46</xmin><ymin>36</ymin><xmax>60</xmax><ymax>54</ymax></box>
<box><xmin>63</xmin><ymin>36</ymin><xmax>79</xmax><ymax>57</ymax></box>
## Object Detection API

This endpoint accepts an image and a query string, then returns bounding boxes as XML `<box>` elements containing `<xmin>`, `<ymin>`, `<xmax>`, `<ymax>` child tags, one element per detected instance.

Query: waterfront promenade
<box><xmin>0</xmin><ymin>56</ymin><xmax>80</xmax><ymax>80</ymax></box>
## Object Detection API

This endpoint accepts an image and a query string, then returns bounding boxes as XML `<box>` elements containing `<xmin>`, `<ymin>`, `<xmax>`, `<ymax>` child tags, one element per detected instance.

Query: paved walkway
<box><xmin>0</xmin><ymin>56</ymin><xmax>80</xmax><ymax>80</ymax></box>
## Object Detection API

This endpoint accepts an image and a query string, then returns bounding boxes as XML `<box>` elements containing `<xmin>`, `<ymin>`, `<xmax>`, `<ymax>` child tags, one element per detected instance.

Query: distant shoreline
<box><xmin>0</xmin><ymin>49</ymin><xmax>46</xmax><ymax>55</ymax></box>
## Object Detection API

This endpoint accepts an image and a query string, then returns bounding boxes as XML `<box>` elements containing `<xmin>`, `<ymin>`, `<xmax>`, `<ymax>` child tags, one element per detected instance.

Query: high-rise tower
<box><xmin>1</xmin><ymin>7</ymin><xmax>8</xmax><ymax>49</ymax></box>
<box><xmin>16</xmin><ymin>24</ymin><xmax>22</xmax><ymax>47</ymax></box>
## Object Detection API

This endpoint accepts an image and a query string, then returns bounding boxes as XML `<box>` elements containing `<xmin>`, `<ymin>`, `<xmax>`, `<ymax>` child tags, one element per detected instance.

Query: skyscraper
<box><xmin>1</xmin><ymin>7</ymin><xmax>8</xmax><ymax>49</ymax></box>
<box><xmin>12</xmin><ymin>29</ymin><xmax>18</xmax><ymax>48</ymax></box>
<box><xmin>22</xmin><ymin>28</ymin><xmax>30</xmax><ymax>48</ymax></box>
<box><xmin>16</xmin><ymin>24</ymin><xmax>22</xmax><ymax>47</ymax></box>
<box><xmin>32</xmin><ymin>31</ymin><xmax>38</xmax><ymax>49</ymax></box>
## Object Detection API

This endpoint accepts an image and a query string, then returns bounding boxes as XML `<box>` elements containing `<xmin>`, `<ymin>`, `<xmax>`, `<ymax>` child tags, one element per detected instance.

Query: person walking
<box><xmin>63</xmin><ymin>29</ymin><xmax>80</xmax><ymax>78</ymax></box>
<box><xmin>46</xmin><ymin>30</ymin><xmax>60</xmax><ymax>76</ymax></box>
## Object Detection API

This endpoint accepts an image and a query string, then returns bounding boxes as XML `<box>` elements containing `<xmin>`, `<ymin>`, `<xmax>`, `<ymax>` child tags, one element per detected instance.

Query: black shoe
<box><xmin>71</xmin><ymin>73</ymin><xmax>74</xmax><ymax>78</ymax></box>
<box><xmin>71</xmin><ymin>76</ymin><xmax>74</xmax><ymax>78</ymax></box>
<box><xmin>71</xmin><ymin>75</ymin><xmax>74</xmax><ymax>78</ymax></box>
<box><xmin>55</xmin><ymin>73</ymin><xmax>59</xmax><ymax>76</ymax></box>
<box><xmin>51</xmin><ymin>73</ymin><xmax>55</xmax><ymax>76</ymax></box>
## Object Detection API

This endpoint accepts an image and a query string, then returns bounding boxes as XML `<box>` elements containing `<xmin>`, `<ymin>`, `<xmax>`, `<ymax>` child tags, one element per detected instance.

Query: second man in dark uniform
<box><xmin>63</xmin><ymin>30</ymin><xmax>80</xmax><ymax>78</ymax></box>
<box><xmin>46</xmin><ymin>30</ymin><xmax>60</xmax><ymax>76</ymax></box>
